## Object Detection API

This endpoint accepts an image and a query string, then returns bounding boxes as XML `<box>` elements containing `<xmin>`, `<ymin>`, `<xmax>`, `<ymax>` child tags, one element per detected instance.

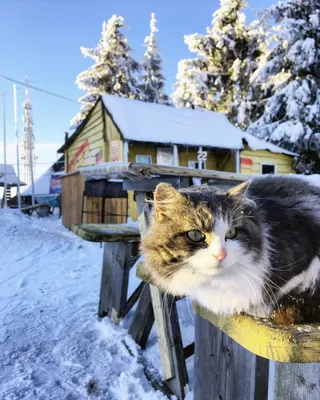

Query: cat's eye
<box><xmin>225</xmin><ymin>227</ymin><xmax>237</xmax><ymax>240</ymax></box>
<box><xmin>187</xmin><ymin>230</ymin><xmax>205</xmax><ymax>243</ymax></box>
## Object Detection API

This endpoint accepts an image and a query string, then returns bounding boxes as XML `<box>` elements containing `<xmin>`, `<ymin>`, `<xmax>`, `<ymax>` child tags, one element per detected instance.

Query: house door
<box><xmin>156</xmin><ymin>148</ymin><xmax>174</xmax><ymax>166</ymax></box>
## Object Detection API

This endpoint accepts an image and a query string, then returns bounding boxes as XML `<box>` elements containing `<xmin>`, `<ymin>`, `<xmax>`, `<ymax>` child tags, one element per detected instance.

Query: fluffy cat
<box><xmin>141</xmin><ymin>176</ymin><xmax>320</xmax><ymax>317</ymax></box>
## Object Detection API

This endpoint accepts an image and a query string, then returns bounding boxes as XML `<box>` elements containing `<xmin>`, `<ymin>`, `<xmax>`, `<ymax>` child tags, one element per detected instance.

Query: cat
<box><xmin>141</xmin><ymin>176</ymin><xmax>320</xmax><ymax>318</ymax></box>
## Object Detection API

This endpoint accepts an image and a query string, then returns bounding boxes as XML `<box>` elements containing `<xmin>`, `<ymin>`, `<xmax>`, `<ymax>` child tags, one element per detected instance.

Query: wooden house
<box><xmin>58</xmin><ymin>95</ymin><xmax>296</xmax><ymax>222</ymax></box>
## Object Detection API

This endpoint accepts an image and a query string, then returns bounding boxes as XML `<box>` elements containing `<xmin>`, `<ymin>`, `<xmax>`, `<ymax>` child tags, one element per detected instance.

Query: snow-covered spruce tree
<box><xmin>139</xmin><ymin>13</ymin><xmax>168</xmax><ymax>103</ymax></box>
<box><xmin>71</xmin><ymin>15</ymin><xmax>140</xmax><ymax>128</ymax></box>
<box><xmin>172</xmin><ymin>0</ymin><xmax>267</xmax><ymax>127</ymax></box>
<box><xmin>248</xmin><ymin>0</ymin><xmax>320</xmax><ymax>174</ymax></box>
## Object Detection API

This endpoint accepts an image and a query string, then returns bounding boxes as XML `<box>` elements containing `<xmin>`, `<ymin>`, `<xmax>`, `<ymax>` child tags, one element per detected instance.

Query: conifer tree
<box><xmin>140</xmin><ymin>13</ymin><xmax>168</xmax><ymax>103</ymax></box>
<box><xmin>71</xmin><ymin>15</ymin><xmax>140</xmax><ymax>128</ymax></box>
<box><xmin>248</xmin><ymin>0</ymin><xmax>320</xmax><ymax>173</ymax></box>
<box><xmin>172</xmin><ymin>0</ymin><xmax>267</xmax><ymax>127</ymax></box>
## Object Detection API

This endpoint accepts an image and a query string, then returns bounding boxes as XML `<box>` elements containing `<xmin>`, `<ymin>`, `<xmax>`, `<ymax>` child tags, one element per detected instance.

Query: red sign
<box><xmin>68</xmin><ymin>140</ymin><xmax>89</xmax><ymax>172</ymax></box>
<box><xmin>240</xmin><ymin>157</ymin><xmax>253</xmax><ymax>166</ymax></box>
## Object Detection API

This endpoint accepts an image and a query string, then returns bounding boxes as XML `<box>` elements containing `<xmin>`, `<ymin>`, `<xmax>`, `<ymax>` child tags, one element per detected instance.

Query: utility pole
<box><xmin>13</xmin><ymin>84</ymin><xmax>21</xmax><ymax>210</ymax></box>
<box><xmin>22</xmin><ymin>79</ymin><xmax>35</xmax><ymax>206</ymax></box>
<box><xmin>2</xmin><ymin>93</ymin><xmax>7</xmax><ymax>209</ymax></box>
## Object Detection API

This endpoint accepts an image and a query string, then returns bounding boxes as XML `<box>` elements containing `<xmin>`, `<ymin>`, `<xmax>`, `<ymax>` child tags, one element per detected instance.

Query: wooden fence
<box><xmin>61</xmin><ymin>172</ymin><xmax>128</xmax><ymax>229</ymax></box>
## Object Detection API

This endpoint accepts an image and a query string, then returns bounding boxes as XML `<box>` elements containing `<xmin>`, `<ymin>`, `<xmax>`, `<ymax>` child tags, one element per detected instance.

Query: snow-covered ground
<box><xmin>0</xmin><ymin>210</ymin><xmax>194</xmax><ymax>399</ymax></box>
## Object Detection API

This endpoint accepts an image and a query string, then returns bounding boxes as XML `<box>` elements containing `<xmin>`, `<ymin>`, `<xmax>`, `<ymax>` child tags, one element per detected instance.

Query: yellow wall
<box><xmin>128</xmin><ymin>142</ymin><xmax>157</xmax><ymax>163</ymax></box>
<box><xmin>66</xmin><ymin>101</ymin><xmax>105</xmax><ymax>172</ymax></box>
<box><xmin>240</xmin><ymin>149</ymin><xmax>295</xmax><ymax>175</ymax></box>
<box><xmin>179</xmin><ymin>148</ymin><xmax>218</xmax><ymax>170</ymax></box>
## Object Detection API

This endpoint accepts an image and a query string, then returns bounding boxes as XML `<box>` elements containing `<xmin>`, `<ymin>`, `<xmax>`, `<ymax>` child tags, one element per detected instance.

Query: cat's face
<box><xmin>141</xmin><ymin>182</ymin><xmax>268</xmax><ymax>298</ymax></box>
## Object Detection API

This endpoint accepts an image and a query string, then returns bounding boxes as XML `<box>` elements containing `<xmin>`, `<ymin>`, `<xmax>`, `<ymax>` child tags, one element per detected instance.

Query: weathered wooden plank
<box><xmin>164</xmin><ymin>296</ymin><xmax>189</xmax><ymax>399</ymax></box>
<box><xmin>123</xmin><ymin>176</ymin><xmax>189</xmax><ymax>191</ymax></box>
<box><xmin>269</xmin><ymin>361</ymin><xmax>320</xmax><ymax>400</ymax></box>
<box><xmin>80</xmin><ymin>162</ymin><xmax>251</xmax><ymax>182</ymax></box>
<box><xmin>128</xmin><ymin>284</ymin><xmax>155</xmax><ymax>348</ymax></box>
<box><xmin>194</xmin><ymin>314</ymin><xmax>269</xmax><ymax>400</ymax></box>
<box><xmin>71</xmin><ymin>223</ymin><xmax>140</xmax><ymax>243</ymax></box>
<box><xmin>193</xmin><ymin>302</ymin><xmax>320</xmax><ymax>363</ymax></box>
<box><xmin>123</xmin><ymin>281</ymin><xmax>145</xmax><ymax>316</ymax></box>
<box><xmin>150</xmin><ymin>286</ymin><xmax>175</xmax><ymax>380</ymax></box>
<box><xmin>98</xmin><ymin>242</ymin><xmax>133</xmax><ymax>321</ymax></box>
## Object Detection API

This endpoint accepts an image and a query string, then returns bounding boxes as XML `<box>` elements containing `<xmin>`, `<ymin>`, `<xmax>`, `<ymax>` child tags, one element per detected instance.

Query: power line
<box><xmin>0</xmin><ymin>75</ymin><xmax>78</xmax><ymax>104</ymax></box>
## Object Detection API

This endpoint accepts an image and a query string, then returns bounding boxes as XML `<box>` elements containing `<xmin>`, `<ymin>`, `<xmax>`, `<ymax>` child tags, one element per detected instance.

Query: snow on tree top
<box><xmin>102</xmin><ymin>95</ymin><xmax>297</xmax><ymax>156</ymax></box>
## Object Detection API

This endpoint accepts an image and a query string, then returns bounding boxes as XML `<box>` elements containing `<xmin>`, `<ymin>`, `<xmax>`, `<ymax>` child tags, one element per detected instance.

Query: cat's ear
<box><xmin>154</xmin><ymin>183</ymin><xmax>184</xmax><ymax>219</ymax></box>
<box><xmin>227</xmin><ymin>180</ymin><xmax>251</xmax><ymax>197</ymax></box>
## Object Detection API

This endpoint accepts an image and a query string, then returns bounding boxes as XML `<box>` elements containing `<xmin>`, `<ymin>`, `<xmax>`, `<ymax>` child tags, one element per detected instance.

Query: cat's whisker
<box><xmin>236</xmin><ymin>264</ymin><xmax>280</xmax><ymax>313</ymax></box>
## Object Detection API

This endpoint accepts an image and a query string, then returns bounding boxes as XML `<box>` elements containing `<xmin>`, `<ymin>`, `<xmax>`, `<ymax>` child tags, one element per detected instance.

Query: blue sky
<box><xmin>1</xmin><ymin>0</ymin><xmax>273</xmax><ymax>178</ymax></box>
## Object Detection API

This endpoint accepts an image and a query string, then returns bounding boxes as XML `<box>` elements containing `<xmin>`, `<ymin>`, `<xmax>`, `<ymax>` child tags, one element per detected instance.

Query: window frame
<box><xmin>135</xmin><ymin>155</ymin><xmax>152</xmax><ymax>164</ymax></box>
<box><xmin>260</xmin><ymin>163</ymin><xmax>277</xmax><ymax>175</ymax></box>
<box><xmin>188</xmin><ymin>160</ymin><xmax>207</xmax><ymax>170</ymax></box>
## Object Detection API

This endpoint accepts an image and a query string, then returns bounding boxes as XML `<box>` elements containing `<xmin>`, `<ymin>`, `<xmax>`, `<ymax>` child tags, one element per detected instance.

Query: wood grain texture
<box><xmin>71</xmin><ymin>223</ymin><xmax>140</xmax><ymax>243</ymax></box>
<box><xmin>128</xmin><ymin>284</ymin><xmax>154</xmax><ymax>349</ymax></box>
<box><xmin>194</xmin><ymin>314</ymin><xmax>269</xmax><ymax>400</ymax></box>
<box><xmin>193</xmin><ymin>303</ymin><xmax>320</xmax><ymax>363</ymax></box>
<box><xmin>150</xmin><ymin>286</ymin><xmax>175</xmax><ymax>380</ymax></box>
<box><xmin>98</xmin><ymin>242</ymin><xmax>133</xmax><ymax>321</ymax></box>
<box><xmin>270</xmin><ymin>361</ymin><xmax>320</xmax><ymax>400</ymax></box>
<box><xmin>80</xmin><ymin>162</ymin><xmax>251</xmax><ymax>182</ymax></box>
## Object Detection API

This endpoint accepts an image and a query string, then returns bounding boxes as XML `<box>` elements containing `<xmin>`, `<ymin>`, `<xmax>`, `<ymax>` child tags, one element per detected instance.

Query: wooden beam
<box><xmin>124</xmin><ymin>281</ymin><xmax>145</xmax><ymax>316</ymax></box>
<box><xmin>71</xmin><ymin>223</ymin><xmax>140</xmax><ymax>243</ymax></box>
<box><xmin>150</xmin><ymin>286</ymin><xmax>175</xmax><ymax>380</ymax></box>
<box><xmin>270</xmin><ymin>360</ymin><xmax>320</xmax><ymax>399</ymax></box>
<box><xmin>128</xmin><ymin>284</ymin><xmax>155</xmax><ymax>349</ymax></box>
<box><xmin>123</xmin><ymin>176</ymin><xmax>189</xmax><ymax>192</ymax></box>
<box><xmin>193</xmin><ymin>302</ymin><xmax>320</xmax><ymax>363</ymax></box>
<box><xmin>98</xmin><ymin>242</ymin><xmax>134</xmax><ymax>321</ymax></box>
<box><xmin>194</xmin><ymin>313</ymin><xmax>269</xmax><ymax>400</ymax></box>
<box><xmin>80</xmin><ymin>162</ymin><xmax>251</xmax><ymax>182</ymax></box>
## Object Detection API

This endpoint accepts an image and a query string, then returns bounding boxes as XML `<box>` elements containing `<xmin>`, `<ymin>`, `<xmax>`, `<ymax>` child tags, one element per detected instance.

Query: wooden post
<box><xmin>269</xmin><ymin>361</ymin><xmax>320</xmax><ymax>400</ymax></box>
<box><xmin>194</xmin><ymin>314</ymin><xmax>269</xmax><ymax>400</ymax></box>
<box><xmin>99</xmin><ymin>241</ymin><xmax>135</xmax><ymax>322</ymax></box>
<box><xmin>128</xmin><ymin>284</ymin><xmax>155</xmax><ymax>348</ymax></box>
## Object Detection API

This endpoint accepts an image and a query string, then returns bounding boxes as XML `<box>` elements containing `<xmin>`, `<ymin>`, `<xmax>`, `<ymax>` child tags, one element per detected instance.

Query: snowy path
<box><xmin>0</xmin><ymin>210</ymin><xmax>194</xmax><ymax>400</ymax></box>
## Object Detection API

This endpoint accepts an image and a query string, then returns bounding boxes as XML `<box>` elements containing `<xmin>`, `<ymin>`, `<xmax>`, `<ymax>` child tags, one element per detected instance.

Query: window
<box><xmin>157</xmin><ymin>148</ymin><xmax>174</xmax><ymax>165</ymax></box>
<box><xmin>136</xmin><ymin>155</ymin><xmax>152</xmax><ymax>164</ymax></box>
<box><xmin>261</xmin><ymin>164</ymin><xmax>276</xmax><ymax>174</ymax></box>
<box><xmin>188</xmin><ymin>161</ymin><xmax>207</xmax><ymax>169</ymax></box>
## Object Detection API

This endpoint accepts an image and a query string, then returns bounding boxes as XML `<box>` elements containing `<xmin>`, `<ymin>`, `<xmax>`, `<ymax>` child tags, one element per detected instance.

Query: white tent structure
<box><xmin>0</xmin><ymin>164</ymin><xmax>25</xmax><ymax>187</ymax></box>
<box><xmin>22</xmin><ymin>168</ymin><xmax>64</xmax><ymax>197</ymax></box>
<box><xmin>0</xmin><ymin>164</ymin><xmax>26</xmax><ymax>207</ymax></box>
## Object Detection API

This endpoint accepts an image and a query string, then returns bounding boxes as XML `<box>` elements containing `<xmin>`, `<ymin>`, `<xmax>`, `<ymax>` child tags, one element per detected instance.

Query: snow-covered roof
<box><xmin>0</xmin><ymin>164</ymin><xmax>26</xmax><ymax>186</ymax></box>
<box><xmin>102</xmin><ymin>95</ymin><xmax>297</xmax><ymax>156</ymax></box>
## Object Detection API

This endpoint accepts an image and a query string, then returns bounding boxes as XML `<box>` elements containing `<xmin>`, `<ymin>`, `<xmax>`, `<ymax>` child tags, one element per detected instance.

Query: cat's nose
<box><xmin>212</xmin><ymin>248</ymin><xmax>227</xmax><ymax>261</ymax></box>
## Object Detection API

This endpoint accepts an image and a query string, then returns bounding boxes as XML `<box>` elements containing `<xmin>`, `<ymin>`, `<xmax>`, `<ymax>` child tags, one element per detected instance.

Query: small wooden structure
<box><xmin>72</xmin><ymin>223</ymin><xmax>141</xmax><ymax>322</ymax></box>
<box><xmin>76</xmin><ymin>162</ymin><xmax>320</xmax><ymax>400</ymax></box>
<box><xmin>61</xmin><ymin>171</ymin><xmax>128</xmax><ymax>229</ymax></box>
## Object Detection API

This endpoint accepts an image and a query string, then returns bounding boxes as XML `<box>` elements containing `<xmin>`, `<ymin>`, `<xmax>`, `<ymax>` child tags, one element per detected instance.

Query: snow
<box><xmin>0</xmin><ymin>210</ymin><xmax>194</xmax><ymax>399</ymax></box>
<box><xmin>102</xmin><ymin>95</ymin><xmax>296</xmax><ymax>156</ymax></box>
<box><xmin>140</xmin><ymin>13</ymin><xmax>167</xmax><ymax>104</ymax></box>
